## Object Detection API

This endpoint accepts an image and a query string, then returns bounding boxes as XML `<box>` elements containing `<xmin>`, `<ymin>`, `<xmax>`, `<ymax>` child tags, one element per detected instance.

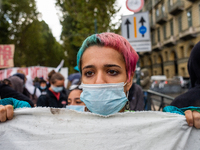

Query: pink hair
<box><xmin>96</xmin><ymin>33</ymin><xmax>139</xmax><ymax>81</ymax></box>
<box><xmin>77</xmin><ymin>32</ymin><xmax>139</xmax><ymax>81</ymax></box>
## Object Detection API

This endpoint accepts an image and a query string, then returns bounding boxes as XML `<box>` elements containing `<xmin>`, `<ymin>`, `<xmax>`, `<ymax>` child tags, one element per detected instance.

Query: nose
<box><xmin>71</xmin><ymin>99</ymin><xmax>76</xmax><ymax>105</ymax></box>
<box><xmin>95</xmin><ymin>71</ymin><xmax>106</xmax><ymax>84</ymax></box>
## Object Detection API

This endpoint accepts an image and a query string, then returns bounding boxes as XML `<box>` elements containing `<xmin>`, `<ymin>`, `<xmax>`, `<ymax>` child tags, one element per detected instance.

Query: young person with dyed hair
<box><xmin>77</xmin><ymin>32</ymin><xmax>200</xmax><ymax>128</ymax></box>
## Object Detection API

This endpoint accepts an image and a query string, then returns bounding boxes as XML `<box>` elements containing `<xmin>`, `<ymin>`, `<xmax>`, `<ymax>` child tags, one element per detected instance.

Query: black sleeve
<box><xmin>0</xmin><ymin>84</ymin><xmax>34</xmax><ymax>107</ymax></box>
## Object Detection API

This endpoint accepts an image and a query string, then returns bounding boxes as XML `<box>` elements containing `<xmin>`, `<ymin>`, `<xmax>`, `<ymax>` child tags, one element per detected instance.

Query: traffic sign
<box><xmin>126</xmin><ymin>0</ymin><xmax>144</xmax><ymax>13</ymax></box>
<box><xmin>121</xmin><ymin>12</ymin><xmax>151</xmax><ymax>52</ymax></box>
<box><xmin>121</xmin><ymin>12</ymin><xmax>150</xmax><ymax>42</ymax></box>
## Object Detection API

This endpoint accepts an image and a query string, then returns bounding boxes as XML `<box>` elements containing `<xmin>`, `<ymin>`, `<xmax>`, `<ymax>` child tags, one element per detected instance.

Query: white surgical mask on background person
<box><xmin>80</xmin><ymin>82</ymin><xmax>128</xmax><ymax>116</ymax></box>
<box><xmin>51</xmin><ymin>85</ymin><xmax>63</xmax><ymax>93</ymax></box>
<box><xmin>66</xmin><ymin>105</ymin><xmax>85</xmax><ymax>112</ymax></box>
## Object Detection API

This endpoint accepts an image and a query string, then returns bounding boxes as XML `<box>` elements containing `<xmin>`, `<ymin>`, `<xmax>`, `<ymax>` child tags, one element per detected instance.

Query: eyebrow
<box><xmin>82</xmin><ymin>64</ymin><xmax>121</xmax><ymax>70</ymax></box>
<box><xmin>104</xmin><ymin>64</ymin><xmax>122</xmax><ymax>69</ymax></box>
<box><xmin>82</xmin><ymin>65</ymin><xmax>95</xmax><ymax>70</ymax></box>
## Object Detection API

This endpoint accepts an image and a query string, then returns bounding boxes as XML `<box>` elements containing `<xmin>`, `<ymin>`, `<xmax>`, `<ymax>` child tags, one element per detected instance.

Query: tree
<box><xmin>55</xmin><ymin>0</ymin><xmax>120</xmax><ymax>74</ymax></box>
<box><xmin>0</xmin><ymin>0</ymin><xmax>65</xmax><ymax>67</ymax></box>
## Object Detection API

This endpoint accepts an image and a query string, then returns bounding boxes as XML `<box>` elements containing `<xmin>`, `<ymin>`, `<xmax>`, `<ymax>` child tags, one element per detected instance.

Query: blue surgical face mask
<box><xmin>51</xmin><ymin>85</ymin><xmax>63</xmax><ymax>93</ymax></box>
<box><xmin>66</xmin><ymin>105</ymin><xmax>85</xmax><ymax>112</ymax></box>
<box><xmin>40</xmin><ymin>86</ymin><xmax>46</xmax><ymax>90</ymax></box>
<box><xmin>80</xmin><ymin>82</ymin><xmax>128</xmax><ymax>116</ymax></box>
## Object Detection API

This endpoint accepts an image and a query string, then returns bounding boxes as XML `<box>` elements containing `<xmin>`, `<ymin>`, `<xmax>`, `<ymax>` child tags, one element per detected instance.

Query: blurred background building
<box><xmin>139</xmin><ymin>0</ymin><xmax>200</xmax><ymax>78</ymax></box>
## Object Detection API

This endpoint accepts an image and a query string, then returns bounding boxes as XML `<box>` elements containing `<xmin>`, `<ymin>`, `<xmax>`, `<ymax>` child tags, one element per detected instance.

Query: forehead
<box><xmin>53</xmin><ymin>79</ymin><xmax>64</xmax><ymax>85</ymax></box>
<box><xmin>69</xmin><ymin>89</ymin><xmax>82</xmax><ymax>97</ymax></box>
<box><xmin>81</xmin><ymin>46</ymin><xmax>125</xmax><ymax>67</ymax></box>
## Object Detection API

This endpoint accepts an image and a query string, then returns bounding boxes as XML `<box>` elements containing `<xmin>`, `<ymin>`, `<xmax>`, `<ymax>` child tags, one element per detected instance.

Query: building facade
<box><xmin>140</xmin><ymin>0</ymin><xmax>200</xmax><ymax>78</ymax></box>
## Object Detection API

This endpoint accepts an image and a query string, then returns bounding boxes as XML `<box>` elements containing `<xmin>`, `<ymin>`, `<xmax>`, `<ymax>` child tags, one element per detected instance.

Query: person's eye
<box><xmin>107</xmin><ymin>69</ymin><xmax>119</xmax><ymax>76</ymax></box>
<box><xmin>84</xmin><ymin>71</ymin><xmax>94</xmax><ymax>77</ymax></box>
<box><xmin>76</xmin><ymin>101</ymin><xmax>82</xmax><ymax>104</ymax></box>
<box><xmin>68</xmin><ymin>100</ymin><xmax>71</xmax><ymax>104</ymax></box>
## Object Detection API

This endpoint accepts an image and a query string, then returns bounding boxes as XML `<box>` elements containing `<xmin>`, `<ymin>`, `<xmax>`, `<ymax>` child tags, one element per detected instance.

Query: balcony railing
<box><xmin>168</xmin><ymin>1</ymin><xmax>184</xmax><ymax>16</ymax></box>
<box><xmin>152</xmin><ymin>42</ymin><xmax>162</xmax><ymax>51</ymax></box>
<box><xmin>156</xmin><ymin>12</ymin><xmax>168</xmax><ymax>24</ymax></box>
<box><xmin>163</xmin><ymin>36</ymin><xmax>176</xmax><ymax>46</ymax></box>
<box><xmin>179</xmin><ymin>27</ymin><xmax>197</xmax><ymax>40</ymax></box>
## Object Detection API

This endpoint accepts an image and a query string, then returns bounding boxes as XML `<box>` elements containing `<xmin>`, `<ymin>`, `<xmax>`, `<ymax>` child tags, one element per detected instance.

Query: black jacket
<box><xmin>0</xmin><ymin>83</ymin><xmax>34</xmax><ymax>107</ymax></box>
<box><xmin>37</xmin><ymin>89</ymin><xmax>68</xmax><ymax>108</ymax></box>
<box><xmin>171</xmin><ymin>41</ymin><xmax>200</xmax><ymax>108</ymax></box>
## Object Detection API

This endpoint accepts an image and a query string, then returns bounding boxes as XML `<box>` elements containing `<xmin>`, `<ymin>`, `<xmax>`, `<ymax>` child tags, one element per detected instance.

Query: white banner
<box><xmin>0</xmin><ymin>66</ymin><xmax>68</xmax><ymax>81</ymax></box>
<box><xmin>0</xmin><ymin>108</ymin><xmax>199</xmax><ymax>150</ymax></box>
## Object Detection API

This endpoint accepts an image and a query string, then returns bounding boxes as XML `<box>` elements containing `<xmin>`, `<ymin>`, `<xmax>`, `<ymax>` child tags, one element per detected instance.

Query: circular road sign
<box><xmin>126</xmin><ymin>0</ymin><xmax>144</xmax><ymax>13</ymax></box>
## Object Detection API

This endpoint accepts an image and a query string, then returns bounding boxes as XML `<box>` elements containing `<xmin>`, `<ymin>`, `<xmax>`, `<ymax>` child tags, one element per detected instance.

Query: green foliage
<box><xmin>0</xmin><ymin>0</ymin><xmax>65</xmax><ymax>67</ymax></box>
<box><xmin>55</xmin><ymin>0</ymin><xmax>120</xmax><ymax>74</ymax></box>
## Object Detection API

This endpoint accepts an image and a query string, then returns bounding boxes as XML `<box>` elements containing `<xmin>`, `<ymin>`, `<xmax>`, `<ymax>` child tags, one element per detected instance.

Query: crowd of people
<box><xmin>0</xmin><ymin>32</ymin><xmax>200</xmax><ymax>129</ymax></box>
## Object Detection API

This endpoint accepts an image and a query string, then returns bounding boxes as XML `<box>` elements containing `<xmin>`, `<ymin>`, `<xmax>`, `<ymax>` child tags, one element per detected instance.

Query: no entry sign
<box><xmin>126</xmin><ymin>0</ymin><xmax>144</xmax><ymax>13</ymax></box>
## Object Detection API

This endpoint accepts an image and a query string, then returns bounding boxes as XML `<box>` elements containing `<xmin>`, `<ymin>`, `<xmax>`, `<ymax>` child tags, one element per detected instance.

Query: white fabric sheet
<box><xmin>0</xmin><ymin>107</ymin><xmax>200</xmax><ymax>150</ymax></box>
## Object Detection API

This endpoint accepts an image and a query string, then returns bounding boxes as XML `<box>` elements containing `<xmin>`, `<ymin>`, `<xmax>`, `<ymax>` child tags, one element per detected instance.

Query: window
<box><xmin>151</xmin><ymin>32</ymin><xmax>155</xmax><ymax>45</ymax></box>
<box><xmin>163</xmin><ymin>24</ymin><xmax>166</xmax><ymax>40</ymax></box>
<box><xmin>166</xmin><ymin>69</ymin><xmax>169</xmax><ymax>78</ymax></box>
<box><xmin>178</xmin><ymin>16</ymin><xmax>182</xmax><ymax>32</ymax></box>
<box><xmin>151</xmin><ymin>14</ymin><xmax>153</xmax><ymax>26</ymax></box>
<box><xmin>170</xmin><ymin>20</ymin><xmax>174</xmax><ymax>36</ymax></box>
<box><xmin>165</xmin><ymin>51</ymin><xmax>168</xmax><ymax>61</ymax></box>
<box><xmin>162</xmin><ymin>3</ymin><xmax>165</xmax><ymax>14</ymax></box>
<box><xmin>181</xmin><ymin>67</ymin><xmax>185</xmax><ymax>76</ymax></box>
<box><xmin>199</xmin><ymin>4</ymin><xmax>200</xmax><ymax>23</ymax></box>
<box><xmin>187</xmin><ymin>10</ymin><xmax>192</xmax><ymax>27</ymax></box>
<box><xmin>154</xmin><ymin>55</ymin><xmax>156</xmax><ymax>64</ymax></box>
<box><xmin>156</xmin><ymin>8</ymin><xmax>159</xmax><ymax>17</ymax></box>
<box><xmin>157</xmin><ymin>28</ymin><xmax>160</xmax><ymax>42</ymax></box>
<box><xmin>180</xmin><ymin>46</ymin><xmax>184</xmax><ymax>58</ymax></box>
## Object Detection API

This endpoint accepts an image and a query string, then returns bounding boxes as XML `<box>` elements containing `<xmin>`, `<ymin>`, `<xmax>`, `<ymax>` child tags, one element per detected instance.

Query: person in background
<box><xmin>140</xmin><ymin>68</ymin><xmax>151</xmax><ymax>90</ymax></box>
<box><xmin>37</xmin><ymin>72</ymin><xmax>68</xmax><ymax>108</ymax></box>
<box><xmin>164</xmin><ymin>41</ymin><xmax>200</xmax><ymax>128</ymax></box>
<box><xmin>66</xmin><ymin>85</ymin><xmax>85</xmax><ymax>112</ymax></box>
<box><xmin>38</xmin><ymin>78</ymin><xmax>48</xmax><ymax>95</ymax></box>
<box><xmin>33</xmin><ymin>77</ymin><xmax>40</xmax><ymax>88</ymax></box>
<box><xmin>47</xmin><ymin>69</ymin><xmax>68</xmax><ymax>99</ymax></box>
<box><xmin>67</xmin><ymin>72</ymin><xmax>81</xmax><ymax>89</ymax></box>
<box><xmin>0</xmin><ymin>81</ymin><xmax>34</xmax><ymax>107</ymax></box>
<box><xmin>7</xmin><ymin>75</ymin><xmax>24</xmax><ymax>93</ymax></box>
<box><xmin>46</xmin><ymin>70</ymin><xmax>56</xmax><ymax>88</ymax></box>
<box><xmin>25</xmin><ymin>75</ymin><xmax>41</xmax><ymax>106</ymax></box>
<box><xmin>126</xmin><ymin>82</ymin><xmax>144</xmax><ymax>111</ymax></box>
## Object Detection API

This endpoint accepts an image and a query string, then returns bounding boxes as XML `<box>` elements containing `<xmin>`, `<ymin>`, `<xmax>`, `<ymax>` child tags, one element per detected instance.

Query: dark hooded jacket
<box><xmin>0</xmin><ymin>83</ymin><xmax>34</xmax><ymax>107</ymax></box>
<box><xmin>170</xmin><ymin>41</ymin><xmax>200</xmax><ymax>108</ymax></box>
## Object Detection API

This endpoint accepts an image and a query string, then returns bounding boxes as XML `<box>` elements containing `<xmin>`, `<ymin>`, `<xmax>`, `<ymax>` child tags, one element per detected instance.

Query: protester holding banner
<box><xmin>37</xmin><ymin>72</ymin><xmax>68</xmax><ymax>108</ymax></box>
<box><xmin>76</xmin><ymin>32</ymin><xmax>200</xmax><ymax>128</ymax></box>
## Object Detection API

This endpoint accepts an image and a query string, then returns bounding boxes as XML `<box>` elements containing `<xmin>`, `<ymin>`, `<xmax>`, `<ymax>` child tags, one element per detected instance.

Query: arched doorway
<box><xmin>187</xmin><ymin>45</ymin><xmax>194</xmax><ymax>57</ymax></box>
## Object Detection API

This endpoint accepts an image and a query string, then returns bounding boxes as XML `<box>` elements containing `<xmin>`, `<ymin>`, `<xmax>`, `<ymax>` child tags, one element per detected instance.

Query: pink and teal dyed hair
<box><xmin>77</xmin><ymin>32</ymin><xmax>139</xmax><ymax>80</ymax></box>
